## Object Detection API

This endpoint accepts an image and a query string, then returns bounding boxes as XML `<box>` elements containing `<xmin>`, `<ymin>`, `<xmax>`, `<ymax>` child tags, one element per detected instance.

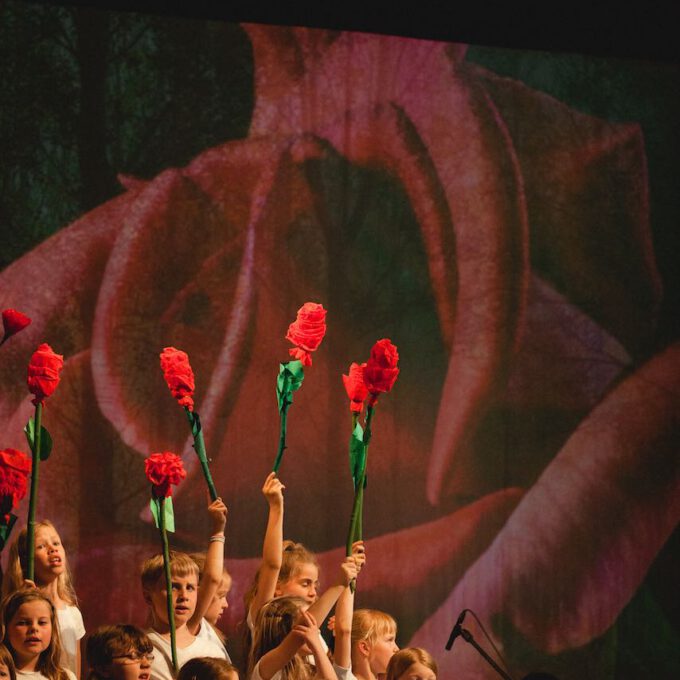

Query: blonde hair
<box><xmin>385</xmin><ymin>648</ymin><xmax>438</xmax><ymax>680</ymax></box>
<box><xmin>85</xmin><ymin>625</ymin><xmax>153</xmax><ymax>680</ymax></box>
<box><xmin>352</xmin><ymin>609</ymin><xmax>397</xmax><ymax>645</ymax></box>
<box><xmin>248</xmin><ymin>596</ymin><xmax>312</xmax><ymax>680</ymax></box>
<box><xmin>240</xmin><ymin>540</ymin><xmax>317</xmax><ymax>673</ymax></box>
<box><xmin>140</xmin><ymin>551</ymin><xmax>199</xmax><ymax>591</ymax></box>
<box><xmin>0</xmin><ymin>643</ymin><xmax>17</xmax><ymax>680</ymax></box>
<box><xmin>177</xmin><ymin>657</ymin><xmax>238</xmax><ymax>680</ymax></box>
<box><xmin>1</xmin><ymin>520</ymin><xmax>78</xmax><ymax>604</ymax></box>
<box><xmin>1</xmin><ymin>590</ymin><xmax>70</xmax><ymax>680</ymax></box>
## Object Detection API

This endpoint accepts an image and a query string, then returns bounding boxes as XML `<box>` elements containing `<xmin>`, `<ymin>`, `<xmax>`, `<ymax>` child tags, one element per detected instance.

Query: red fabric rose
<box><xmin>342</xmin><ymin>362</ymin><xmax>369</xmax><ymax>413</ymax></box>
<box><xmin>285</xmin><ymin>302</ymin><xmax>327</xmax><ymax>366</ymax></box>
<box><xmin>364</xmin><ymin>339</ymin><xmax>400</xmax><ymax>407</ymax></box>
<box><xmin>160</xmin><ymin>347</ymin><xmax>195</xmax><ymax>411</ymax></box>
<box><xmin>1</xmin><ymin>309</ymin><xmax>31</xmax><ymax>344</ymax></box>
<box><xmin>26</xmin><ymin>343</ymin><xmax>64</xmax><ymax>406</ymax></box>
<box><xmin>144</xmin><ymin>452</ymin><xmax>186</xmax><ymax>498</ymax></box>
<box><xmin>0</xmin><ymin>448</ymin><xmax>32</xmax><ymax>523</ymax></box>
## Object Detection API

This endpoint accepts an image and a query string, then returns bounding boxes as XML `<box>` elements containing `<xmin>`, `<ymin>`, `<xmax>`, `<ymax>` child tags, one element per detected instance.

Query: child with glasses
<box><xmin>85</xmin><ymin>625</ymin><xmax>153</xmax><ymax>680</ymax></box>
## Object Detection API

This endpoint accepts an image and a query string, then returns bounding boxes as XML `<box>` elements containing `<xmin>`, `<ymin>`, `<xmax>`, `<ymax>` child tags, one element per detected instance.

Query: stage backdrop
<box><xmin>1</xmin><ymin>3</ymin><xmax>679</xmax><ymax>678</ymax></box>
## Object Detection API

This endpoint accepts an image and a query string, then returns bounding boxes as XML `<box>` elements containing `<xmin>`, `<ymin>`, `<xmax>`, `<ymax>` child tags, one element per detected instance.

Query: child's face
<box><xmin>7</xmin><ymin>600</ymin><xmax>52</xmax><ymax>666</ymax></box>
<box><xmin>368</xmin><ymin>630</ymin><xmax>399</xmax><ymax>675</ymax></box>
<box><xmin>34</xmin><ymin>527</ymin><xmax>65</xmax><ymax>584</ymax></box>
<box><xmin>104</xmin><ymin>649</ymin><xmax>152</xmax><ymax>680</ymax></box>
<box><xmin>147</xmin><ymin>571</ymin><xmax>198</xmax><ymax>628</ymax></box>
<box><xmin>397</xmin><ymin>662</ymin><xmax>436</xmax><ymax>680</ymax></box>
<box><xmin>204</xmin><ymin>576</ymin><xmax>231</xmax><ymax>625</ymax></box>
<box><xmin>276</xmin><ymin>562</ymin><xmax>319</xmax><ymax>604</ymax></box>
<box><xmin>0</xmin><ymin>662</ymin><xmax>11</xmax><ymax>680</ymax></box>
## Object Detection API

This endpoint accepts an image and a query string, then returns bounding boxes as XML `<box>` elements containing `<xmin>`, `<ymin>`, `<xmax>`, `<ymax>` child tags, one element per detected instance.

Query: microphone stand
<box><xmin>458</xmin><ymin>627</ymin><xmax>514</xmax><ymax>680</ymax></box>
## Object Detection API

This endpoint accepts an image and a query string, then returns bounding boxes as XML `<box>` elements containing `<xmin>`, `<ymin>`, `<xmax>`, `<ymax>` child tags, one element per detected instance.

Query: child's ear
<box><xmin>357</xmin><ymin>640</ymin><xmax>371</xmax><ymax>658</ymax></box>
<box><xmin>142</xmin><ymin>588</ymin><xmax>152</xmax><ymax>606</ymax></box>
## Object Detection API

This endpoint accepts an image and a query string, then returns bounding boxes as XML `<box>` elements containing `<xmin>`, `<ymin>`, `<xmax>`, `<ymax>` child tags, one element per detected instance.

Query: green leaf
<box><xmin>187</xmin><ymin>410</ymin><xmax>202</xmax><ymax>438</ymax></box>
<box><xmin>164</xmin><ymin>496</ymin><xmax>176</xmax><ymax>533</ymax></box>
<box><xmin>149</xmin><ymin>496</ymin><xmax>176</xmax><ymax>532</ymax></box>
<box><xmin>276</xmin><ymin>360</ymin><xmax>305</xmax><ymax>412</ymax></box>
<box><xmin>23</xmin><ymin>419</ymin><xmax>53</xmax><ymax>460</ymax></box>
<box><xmin>0</xmin><ymin>513</ymin><xmax>18</xmax><ymax>551</ymax></box>
<box><xmin>150</xmin><ymin>497</ymin><xmax>161</xmax><ymax>529</ymax></box>
<box><xmin>349</xmin><ymin>422</ymin><xmax>366</xmax><ymax>491</ymax></box>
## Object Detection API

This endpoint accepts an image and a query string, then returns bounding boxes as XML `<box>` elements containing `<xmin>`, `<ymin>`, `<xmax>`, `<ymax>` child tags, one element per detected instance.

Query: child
<box><xmin>176</xmin><ymin>658</ymin><xmax>238</xmax><ymax>680</ymax></box>
<box><xmin>140</xmin><ymin>496</ymin><xmax>228</xmax><ymax>679</ymax></box>
<box><xmin>0</xmin><ymin>644</ymin><xmax>17</xmax><ymax>680</ymax></box>
<box><xmin>350</xmin><ymin>610</ymin><xmax>399</xmax><ymax>680</ymax></box>
<box><xmin>2</xmin><ymin>521</ymin><xmax>84</xmax><ymax>678</ymax></box>
<box><xmin>1</xmin><ymin>589</ymin><xmax>75</xmax><ymax>680</ymax></box>
<box><xmin>188</xmin><ymin>553</ymin><xmax>231</xmax><ymax>660</ymax></box>
<box><xmin>141</xmin><ymin>551</ymin><xmax>224</xmax><ymax>680</ymax></box>
<box><xmin>248</xmin><ymin>597</ymin><xmax>334</xmax><ymax>680</ymax></box>
<box><xmin>84</xmin><ymin>625</ymin><xmax>153</xmax><ymax>680</ymax></box>
<box><xmin>385</xmin><ymin>648</ymin><xmax>437</xmax><ymax>680</ymax></box>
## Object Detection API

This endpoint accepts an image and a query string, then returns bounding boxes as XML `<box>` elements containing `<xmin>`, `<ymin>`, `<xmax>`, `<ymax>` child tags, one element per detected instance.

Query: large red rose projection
<box><xmin>0</xmin><ymin>25</ymin><xmax>678</xmax><ymax>679</ymax></box>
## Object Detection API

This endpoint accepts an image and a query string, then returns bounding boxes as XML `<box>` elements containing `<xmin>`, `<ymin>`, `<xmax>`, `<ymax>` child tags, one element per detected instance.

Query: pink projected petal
<box><xmin>473</xmin><ymin>64</ymin><xmax>662</xmax><ymax>354</ymax></box>
<box><xmin>410</xmin><ymin>343</ymin><xmax>680</xmax><ymax>677</ymax></box>
<box><xmin>0</xmin><ymin>190</ymin><xmax>139</xmax><ymax>418</ymax></box>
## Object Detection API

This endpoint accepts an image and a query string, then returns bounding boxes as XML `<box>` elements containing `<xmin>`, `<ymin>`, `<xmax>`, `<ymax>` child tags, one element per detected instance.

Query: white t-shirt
<box><xmin>56</xmin><ymin>605</ymin><xmax>86</xmax><ymax>676</ymax></box>
<box><xmin>17</xmin><ymin>669</ymin><xmax>77</xmax><ymax>680</ymax></box>
<box><xmin>333</xmin><ymin>663</ymin><xmax>357</xmax><ymax>680</ymax></box>
<box><xmin>249</xmin><ymin>659</ymin><xmax>282</xmax><ymax>680</ymax></box>
<box><xmin>195</xmin><ymin>617</ymin><xmax>231</xmax><ymax>663</ymax></box>
<box><xmin>146</xmin><ymin>628</ymin><xmax>227</xmax><ymax>680</ymax></box>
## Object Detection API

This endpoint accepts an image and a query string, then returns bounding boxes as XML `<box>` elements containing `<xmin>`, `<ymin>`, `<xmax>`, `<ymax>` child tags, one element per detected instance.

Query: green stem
<box><xmin>185</xmin><ymin>408</ymin><xmax>217</xmax><ymax>501</ymax></box>
<box><xmin>272</xmin><ymin>404</ymin><xmax>289</xmax><ymax>474</ymax></box>
<box><xmin>159</xmin><ymin>497</ymin><xmax>178</xmax><ymax>673</ymax></box>
<box><xmin>26</xmin><ymin>402</ymin><xmax>42</xmax><ymax>581</ymax></box>
<box><xmin>345</xmin><ymin>407</ymin><xmax>375</xmax><ymax>593</ymax></box>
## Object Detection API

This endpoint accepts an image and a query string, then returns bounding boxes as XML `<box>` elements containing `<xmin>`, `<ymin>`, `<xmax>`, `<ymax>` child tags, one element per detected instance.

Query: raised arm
<box><xmin>189</xmin><ymin>497</ymin><xmax>228</xmax><ymax>632</ymax></box>
<box><xmin>254</xmin><ymin>611</ymin><xmax>308</xmax><ymax>680</ymax></box>
<box><xmin>308</xmin><ymin>556</ymin><xmax>358</xmax><ymax>626</ymax></box>
<box><xmin>248</xmin><ymin>472</ymin><xmax>285</xmax><ymax>622</ymax></box>
<box><xmin>332</xmin><ymin>541</ymin><xmax>365</xmax><ymax>670</ymax></box>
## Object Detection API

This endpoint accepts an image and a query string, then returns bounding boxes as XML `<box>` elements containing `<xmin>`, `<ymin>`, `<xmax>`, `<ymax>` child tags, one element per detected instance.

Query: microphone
<box><xmin>445</xmin><ymin>609</ymin><xmax>468</xmax><ymax>650</ymax></box>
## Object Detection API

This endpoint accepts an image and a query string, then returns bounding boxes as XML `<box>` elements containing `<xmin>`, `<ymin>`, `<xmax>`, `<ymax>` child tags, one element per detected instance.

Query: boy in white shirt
<box><xmin>140</xmin><ymin>498</ymin><xmax>229</xmax><ymax>680</ymax></box>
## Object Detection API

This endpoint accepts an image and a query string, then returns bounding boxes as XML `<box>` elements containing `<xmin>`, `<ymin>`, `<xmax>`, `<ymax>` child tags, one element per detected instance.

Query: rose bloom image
<box><xmin>0</xmin><ymin>14</ymin><xmax>679</xmax><ymax>680</ymax></box>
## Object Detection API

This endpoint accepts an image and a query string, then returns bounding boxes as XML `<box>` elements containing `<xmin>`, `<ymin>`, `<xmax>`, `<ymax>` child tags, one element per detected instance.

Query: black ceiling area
<box><xmin>30</xmin><ymin>0</ymin><xmax>680</xmax><ymax>63</ymax></box>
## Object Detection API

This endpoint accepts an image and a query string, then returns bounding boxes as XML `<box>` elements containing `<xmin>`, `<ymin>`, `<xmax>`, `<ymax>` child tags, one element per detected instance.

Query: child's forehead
<box><xmin>14</xmin><ymin>600</ymin><xmax>52</xmax><ymax>617</ymax></box>
<box><xmin>292</xmin><ymin>562</ymin><xmax>319</xmax><ymax>579</ymax></box>
<box><xmin>35</xmin><ymin>527</ymin><xmax>60</xmax><ymax>540</ymax></box>
<box><xmin>170</xmin><ymin>570</ymin><xmax>198</xmax><ymax>584</ymax></box>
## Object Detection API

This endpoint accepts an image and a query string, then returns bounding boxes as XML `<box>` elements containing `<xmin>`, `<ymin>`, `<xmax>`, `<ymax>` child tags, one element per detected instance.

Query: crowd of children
<box><xmin>0</xmin><ymin>472</ymin><xmax>438</xmax><ymax>680</ymax></box>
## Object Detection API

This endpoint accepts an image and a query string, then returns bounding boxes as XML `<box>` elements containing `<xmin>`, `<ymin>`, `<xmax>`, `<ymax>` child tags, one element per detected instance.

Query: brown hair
<box><xmin>1</xmin><ymin>590</ymin><xmax>70</xmax><ymax>680</ymax></box>
<box><xmin>0</xmin><ymin>643</ymin><xmax>17</xmax><ymax>680</ymax></box>
<box><xmin>85</xmin><ymin>625</ymin><xmax>153</xmax><ymax>680</ymax></box>
<box><xmin>140</xmin><ymin>551</ymin><xmax>199</xmax><ymax>591</ymax></box>
<box><xmin>1</xmin><ymin>521</ymin><xmax>78</xmax><ymax>605</ymax></box>
<box><xmin>385</xmin><ymin>648</ymin><xmax>438</xmax><ymax>680</ymax></box>
<box><xmin>352</xmin><ymin>609</ymin><xmax>397</xmax><ymax>645</ymax></box>
<box><xmin>177</xmin><ymin>657</ymin><xmax>239</xmax><ymax>680</ymax></box>
<box><xmin>248</xmin><ymin>597</ymin><xmax>312</xmax><ymax>680</ymax></box>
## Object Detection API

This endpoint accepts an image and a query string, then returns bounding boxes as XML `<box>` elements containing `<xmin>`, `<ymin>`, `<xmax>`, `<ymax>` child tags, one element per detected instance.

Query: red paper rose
<box><xmin>1</xmin><ymin>309</ymin><xmax>31</xmax><ymax>344</ymax></box>
<box><xmin>160</xmin><ymin>347</ymin><xmax>195</xmax><ymax>411</ymax></box>
<box><xmin>364</xmin><ymin>339</ymin><xmax>400</xmax><ymax>407</ymax></box>
<box><xmin>0</xmin><ymin>448</ymin><xmax>32</xmax><ymax>520</ymax></box>
<box><xmin>342</xmin><ymin>362</ymin><xmax>369</xmax><ymax>413</ymax></box>
<box><xmin>144</xmin><ymin>452</ymin><xmax>187</xmax><ymax>498</ymax></box>
<box><xmin>285</xmin><ymin>302</ymin><xmax>327</xmax><ymax>366</ymax></box>
<box><xmin>26</xmin><ymin>343</ymin><xmax>64</xmax><ymax>406</ymax></box>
